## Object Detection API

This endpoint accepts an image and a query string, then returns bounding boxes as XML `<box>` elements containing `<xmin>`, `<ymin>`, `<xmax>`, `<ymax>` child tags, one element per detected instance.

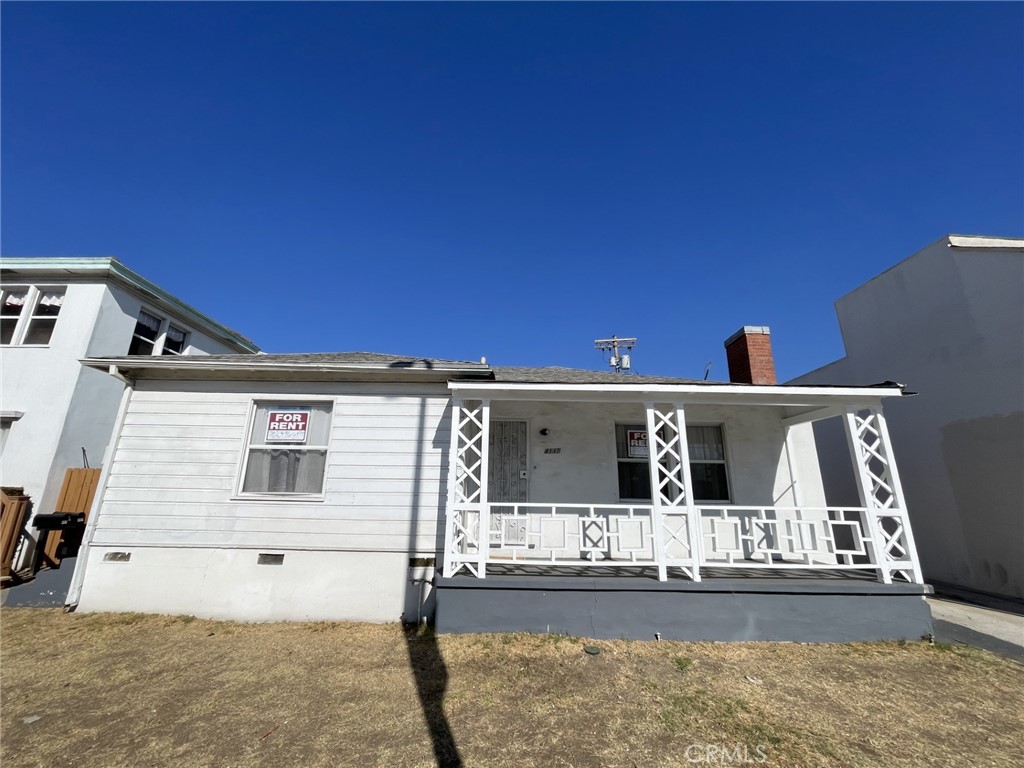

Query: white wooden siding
<box><xmin>91</xmin><ymin>382</ymin><xmax>453</xmax><ymax>554</ymax></box>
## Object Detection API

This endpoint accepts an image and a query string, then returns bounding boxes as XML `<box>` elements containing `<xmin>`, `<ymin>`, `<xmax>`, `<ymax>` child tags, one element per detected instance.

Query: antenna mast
<box><xmin>594</xmin><ymin>335</ymin><xmax>637</xmax><ymax>374</ymax></box>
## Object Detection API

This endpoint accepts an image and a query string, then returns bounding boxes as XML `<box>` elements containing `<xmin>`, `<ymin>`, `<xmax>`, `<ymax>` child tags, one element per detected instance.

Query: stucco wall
<box><xmin>1</xmin><ymin>282</ymin><xmax>107</xmax><ymax>508</ymax></box>
<box><xmin>794</xmin><ymin>239</ymin><xmax>1024</xmax><ymax>599</ymax></box>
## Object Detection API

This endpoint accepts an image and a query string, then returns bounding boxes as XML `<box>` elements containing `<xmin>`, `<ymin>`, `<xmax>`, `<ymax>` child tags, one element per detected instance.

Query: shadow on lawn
<box><xmin>403</xmin><ymin>626</ymin><xmax>462</xmax><ymax>767</ymax></box>
<box><xmin>400</xmin><ymin>377</ymin><xmax>463</xmax><ymax>767</ymax></box>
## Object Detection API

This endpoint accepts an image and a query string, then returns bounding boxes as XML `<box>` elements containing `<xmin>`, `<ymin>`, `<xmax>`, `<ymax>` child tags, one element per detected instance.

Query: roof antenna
<box><xmin>703</xmin><ymin>361</ymin><xmax>712</xmax><ymax>381</ymax></box>
<box><xmin>594</xmin><ymin>335</ymin><xmax>637</xmax><ymax>374</ymax></box>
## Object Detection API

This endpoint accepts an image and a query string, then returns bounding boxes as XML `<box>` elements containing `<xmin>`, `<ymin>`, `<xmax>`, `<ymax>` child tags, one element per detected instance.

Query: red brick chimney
<box><xmin>724</xmin><ymin>326</ymin><xmax>777</xmax><ymax>385</ymax></box>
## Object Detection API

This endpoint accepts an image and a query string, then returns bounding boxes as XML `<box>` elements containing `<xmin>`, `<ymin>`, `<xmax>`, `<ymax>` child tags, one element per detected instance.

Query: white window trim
<box><xmin>1</xmin><ymin>284</ymin><xmax>65</xmax><ymax>347</ymax></box>
<box><xmin>231</xmin><ymin>397</ymin><xmax>334</xmax><ymax>502</ymax></box>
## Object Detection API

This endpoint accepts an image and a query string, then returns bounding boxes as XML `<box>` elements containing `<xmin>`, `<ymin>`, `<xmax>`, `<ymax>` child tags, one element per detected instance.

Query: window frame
<box><xmin>614</xmin><ymin>420</ymin><xmax>733</xmax><ymax>504</ymax></box>
<box><xmin>614</xmin><ymin>422</ymin><xmax>654</xmax><ymax>502</ymax></box>
<box><xmin>128</xmin><ymin>308</ymin><xmax>193</xmax><ymax>356</ymax></box>
<box><xmin>161</xmin><ymin>324</ymin><xmax>190</xmax><ymax>355</ymax></box>
<box><xmin>0</xmin><ymin>284</ymin><xmax>66</xmax><ymax>347</ymax></box>
<box><xmin>232</xmin><ymin>398</ymin><xmax>334</xmax><ymax>502</ymax></box>
<box><xmin>685</xmin><ymin>422</ymin><xmax>733</xmax><ymax>504</ymax></box>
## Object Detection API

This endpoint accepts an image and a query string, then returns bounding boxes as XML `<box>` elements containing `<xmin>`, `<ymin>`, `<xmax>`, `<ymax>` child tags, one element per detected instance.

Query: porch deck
<box><xmin>433</xmin><ymin>567</ymin><xmax>933</xmax><ymax>642</ymax></box>
<box><xmin>452</xmin><ymin>562</ymin><xmax>883</xmax><ymax>581</ymax></box>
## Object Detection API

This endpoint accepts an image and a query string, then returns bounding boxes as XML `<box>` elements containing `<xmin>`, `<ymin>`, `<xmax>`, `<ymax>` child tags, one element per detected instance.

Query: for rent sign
<box><xmin>627</xmin><ymin>429</ymin><xmax>648</xmax><ymax>458</ymax></box>
<box><xmin>265</xmin><ymin>409</ymin><xmax>310</xmax><ymax>443</ymax></box>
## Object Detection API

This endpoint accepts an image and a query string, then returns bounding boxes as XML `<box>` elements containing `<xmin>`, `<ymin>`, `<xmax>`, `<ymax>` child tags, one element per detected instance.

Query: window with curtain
<box><xmin>162</xmin><ymin>325</ymin><xmax>188</xmax><ymax>355</ymax></box>
<box><xmin>23</xmin><ymin>288</ymin><xmax>65</xmax><ymax>345</ymax></box>
<box><xmin>241</xmin><ymin>403</ymin><xmax>333</xmax><ymax>495</ymax></box>
<box><xmin>0</xmin><ymin>286</ymin><xmax>64</xmax><ymax>345</ymax></box>
<box><xmin>0</xmin><ymin>289</ymin><xmax>27</xmax><ymax>345</ymax></box>
<box><xmin>128</xmin><ymin>310</ymin><xmax>162</xmax><ymax>355</ymax></box>
<box><xmin>686</xmin><ymin>425</ymin><xmax>730</xmax><ymax>502</ymax></box>
<box><xmin>616</xmin><ymin>423</ymin><xmax>731</xmax><ymax>502</ymax></box>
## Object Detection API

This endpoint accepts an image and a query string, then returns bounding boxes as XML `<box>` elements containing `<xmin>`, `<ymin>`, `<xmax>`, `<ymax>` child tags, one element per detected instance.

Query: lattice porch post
<box><xmin>871</xmin><ymin>409</ymin><xmax>923</xmax><ymax>583</ymax></box>
<box><xmin>674</xmin><ymin>404</ymin><xmax>702</xmax><ymax>582</ymax></box>
<box><xmin>644</xmin><ymin>403</ymin><xmax>669</xmax><ymax>581</ymax></box>
<box><xmin>441</xmin><ymin>397</ymin><xmax>463</xmax><ymax>578</ymax></box>
<box><xmin>843</xmin><ymin>406</ymin><xmax>924</xmax><ymax>584</ymax></box>
<box><xmin>441</xmin><ymin>398</ymin><xmax>490</xmax><ymax>578</ymax></box>
<box><xmin>477</xmin><ymin>400</ymin><xmax>491</xmax><ymax>578</ymax></box>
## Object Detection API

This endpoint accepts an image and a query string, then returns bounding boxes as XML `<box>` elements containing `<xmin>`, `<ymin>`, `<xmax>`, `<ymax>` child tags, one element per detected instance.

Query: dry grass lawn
<box><xmin>2</xmin><ymin>608</ymin><xmax>1022</xmax><ymax>767</ymax></box>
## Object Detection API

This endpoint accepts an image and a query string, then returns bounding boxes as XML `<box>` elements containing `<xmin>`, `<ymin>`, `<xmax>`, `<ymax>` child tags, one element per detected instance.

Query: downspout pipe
<box><xmin>65</xmin><ymin>367</ymin><xmax>134</xmax><ymax>609</ymax></box>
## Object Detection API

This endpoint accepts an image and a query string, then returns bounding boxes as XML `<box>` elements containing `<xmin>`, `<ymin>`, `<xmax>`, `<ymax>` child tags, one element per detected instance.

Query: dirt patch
<box><xmin>2</xmin><ymin>609</ymin><xmax>1022</xmax><ymax>767</ymax></box>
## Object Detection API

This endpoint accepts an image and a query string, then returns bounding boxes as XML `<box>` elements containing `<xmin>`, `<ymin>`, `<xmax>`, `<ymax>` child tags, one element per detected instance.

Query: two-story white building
<box><xmin>0</xmin><ymin>257</ymin><xmax>259</xmax><ymax>565</ymax></box>
<box><xmin>792</xmin><ymin>235</ymin><xmax>1024</xmax><ymax>601</ymax></box>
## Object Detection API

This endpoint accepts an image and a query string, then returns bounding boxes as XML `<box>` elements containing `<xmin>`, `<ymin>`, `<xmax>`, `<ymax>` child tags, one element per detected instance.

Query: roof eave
<box><xmin>447</xmin><ymin>380</ymin><xmax>905</xmax><ymax>406</ymax></box>
<box><xmin>81</xmin><ymin>356</ymin><xmax>492</xmax><ymax>378</ymax></box>
<box><xmin>2</xmin><ymin>256</ymin><xmax>259</xmax><ymax>353</ymax></box>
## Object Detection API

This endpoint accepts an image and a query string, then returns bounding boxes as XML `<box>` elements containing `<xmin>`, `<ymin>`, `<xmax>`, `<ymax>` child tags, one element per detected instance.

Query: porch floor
<box><xmin>469</xmin><ymin>563</ymin><xmax>884</xmax><ymax>582</ymax></box>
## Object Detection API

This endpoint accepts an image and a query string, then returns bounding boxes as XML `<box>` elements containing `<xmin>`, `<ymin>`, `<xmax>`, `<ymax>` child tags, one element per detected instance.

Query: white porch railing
<box><xmin>443</xmin><ymin>502</ymin><xmax>923</xmax><ymax>584</ymax></box>
<box><xmin>441</xmin><ymin>398</ymin><xmax>924</xmax><ymax>585</ymax></box>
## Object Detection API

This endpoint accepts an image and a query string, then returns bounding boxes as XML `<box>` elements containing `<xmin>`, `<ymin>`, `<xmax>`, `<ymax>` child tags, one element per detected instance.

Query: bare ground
<box><xmin>1</xmin><ymin>608</ymin><xmax>1022</xmax><ymax>768</ymax></box>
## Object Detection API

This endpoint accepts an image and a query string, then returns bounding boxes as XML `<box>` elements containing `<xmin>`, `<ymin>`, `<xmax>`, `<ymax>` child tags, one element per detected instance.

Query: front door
<box><xmin>488</xmin><ymin>420</ymin><xmax>529</xmax><ymax>504</ymax></box>
<box><xmin>489</xmin><ymin>420</ymin><xmax>529</xmax><ymax>547</ymax></box>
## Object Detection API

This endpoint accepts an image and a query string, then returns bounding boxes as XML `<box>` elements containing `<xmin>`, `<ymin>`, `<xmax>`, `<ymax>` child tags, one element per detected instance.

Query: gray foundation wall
<box><xmin>434</xmin><ymin>576</ymin><xmax>933</xmax><ymax>643</ymax></box>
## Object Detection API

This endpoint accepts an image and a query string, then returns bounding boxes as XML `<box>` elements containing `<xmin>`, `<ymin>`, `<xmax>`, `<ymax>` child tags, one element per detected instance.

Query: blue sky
<box><xmin>3</xmin><ymin>2</ymin><xmax>1022</xmax><ymax>381</ymax></box>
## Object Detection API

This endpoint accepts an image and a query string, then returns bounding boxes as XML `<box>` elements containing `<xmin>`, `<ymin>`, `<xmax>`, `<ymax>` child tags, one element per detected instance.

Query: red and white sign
<box><xmin>265</xmin><ymin>409</ymin><xmax>310</xmax><ymax>443</ymax></box>
<box><xmin>627</xmin><ymin>429</ymin><xmax>648</xmax><ymax>458</ymax></box>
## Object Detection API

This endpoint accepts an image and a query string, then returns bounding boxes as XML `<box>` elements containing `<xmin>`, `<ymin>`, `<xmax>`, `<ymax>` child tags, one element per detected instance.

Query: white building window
<box><xmin>127</xmin><ymin>310</ymin><xmax>191</xmax><ymax>355</ymax></box>
<box><xmin>686</xmin><ymin>425</ymin><xmax>731</xmax><ymax>502</ymax></box>
<box><xmin>0</xmin><ymin>286</ymin><xmax>65</xmax><ymax>346</ymax></box>
<box><xmin>239</xmin><ymin>403</ymin><xmax>333</xmax><ymax>496</ymax></box>
<box><xmin>128</xmin><ymin>310</ymin><xmax>162</xmax><ymax>355</ymax></box>
<box><xmin>616</xmin><ymin>423</ymin><xmax>731</xmax><ymax>503</ymax></box>
<box><xmin>615</xmin><ymin>424</ymin><xmax>652</xmax><ymax>500</ymax></box>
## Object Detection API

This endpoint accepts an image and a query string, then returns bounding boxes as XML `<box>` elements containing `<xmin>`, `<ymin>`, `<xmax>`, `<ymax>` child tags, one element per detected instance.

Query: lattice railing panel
<box><xmin>698</xmin><ymin>506</ymin><xmax>874</xmax><ymax>568</ymax></box>
<box><xmin>485</xmin><ymin>504</ymin><xmax>659</xmax><ymax>565</ymax></box>
<box><xmin>445</xmin><ymin>507</ymin><xmax>483</xmax><ymax>577</ymax></box>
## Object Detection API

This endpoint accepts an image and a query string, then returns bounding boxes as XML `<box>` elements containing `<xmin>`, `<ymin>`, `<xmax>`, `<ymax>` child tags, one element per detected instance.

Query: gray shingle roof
<box><xmin>85</xmin><ymin>350</ymin><xmax>901</xmax><ymax>390</ymax></box>
<box><xmin>491</xmin><ymin>366</ymin><xmax>707</xmax><ymax>385</ymax></box>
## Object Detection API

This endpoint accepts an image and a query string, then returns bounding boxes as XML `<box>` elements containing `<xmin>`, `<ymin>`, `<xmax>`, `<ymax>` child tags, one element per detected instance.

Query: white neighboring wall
<box><xmin>1</xmin><ymin>282</ymin><xmax>106</xmax><ymax>511</ymax></box>
<box><xmin>75</xmin><ymin>380</ymin><xmax>451</xmax><ymax>622</ymax></box>
<box><xmin>792</xmin><ymin>235</ymin><xmax>1024</xmax><ymax>599</ymax></box>
<box><xmin>0</xmin><ymin>266</ymin><xmax>256</xmax><ymax>558</ymax></box>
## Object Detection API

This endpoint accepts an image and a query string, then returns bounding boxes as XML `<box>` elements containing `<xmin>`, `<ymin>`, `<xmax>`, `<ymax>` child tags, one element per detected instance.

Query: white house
<box><xmin>0</xmin><ymin>257</ymin><xmax>259</xmax><ymax>565</ymax></box>
<box><xmin>67</xmin><ymin>329</ymin><xmax>931</xmax><ymax>642</ymax></box>
<box><xmin>792</xmin><ymin>235</ymin><xmax>1024</xmax><ymax>601</ymax></box>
